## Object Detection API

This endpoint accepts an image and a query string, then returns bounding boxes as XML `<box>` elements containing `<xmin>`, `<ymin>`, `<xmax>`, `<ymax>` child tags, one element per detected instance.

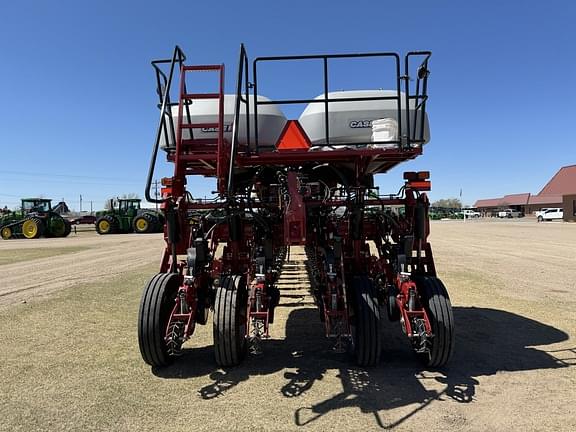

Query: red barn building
<box><xmin>474</xmin><ymin>165</ymin><xmax>576</xmax><ymax>221</ymax></box>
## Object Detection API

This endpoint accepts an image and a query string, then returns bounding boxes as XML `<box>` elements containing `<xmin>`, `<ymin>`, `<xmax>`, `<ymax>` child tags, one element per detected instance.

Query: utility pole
<box><xmin>460</xmin><ymin>188</ymin><xmax>466</xmax><ymax>222</ymax></box>
<box><xmin>90</xmin><ymin>201</ymin><xmax>93</xmax><ymax>214</ymax></box>
<box><xmin>80</xmin><ymin>194</ymin><xmax>83</xmax><ymax>213</ymax></box>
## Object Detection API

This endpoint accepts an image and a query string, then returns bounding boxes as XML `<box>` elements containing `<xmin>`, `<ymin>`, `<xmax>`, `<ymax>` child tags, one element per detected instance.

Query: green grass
<box><xmin>0</xmin><ymin>264</ymin><xmax>157</xmax><ymax>431</ymax></box>
<box><xmin>0</xmin><ymin>264</ymin><xmax>242</xmax><ymax>432</ymax></box>
<box><xmin>0</xmin><ymin>264</ymin><xmax>330</xmax><ymax>432</ymax></box>
<box><xmin>0</xmin><ymin>246</ymin><xmax>90</xmax><ymax>266</ymax></box>
<box><xmin>1</xmin><ymin>259</ymin><xmax>574</xmax><ymax>432</ymax></box>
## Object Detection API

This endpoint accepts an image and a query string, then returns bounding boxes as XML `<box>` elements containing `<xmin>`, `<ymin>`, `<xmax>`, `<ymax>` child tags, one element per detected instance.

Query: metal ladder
<box><xmin>173</xmin><ymin>64</ymin><xmax>229</xmax><ymax>193</ymax></box>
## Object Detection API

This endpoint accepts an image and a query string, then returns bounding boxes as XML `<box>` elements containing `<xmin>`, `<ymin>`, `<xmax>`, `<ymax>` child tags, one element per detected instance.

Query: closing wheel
<box><xmin>22</xmin><ymin>217</ymin><xmax>44</xmax><ymax>239</ymax></box>
<box><xmin>1</xmin><ymin>226</ymin><xmax>12</xmax><ymax>240</ymax></box>
<box><xmin>350</xmin><ymin>275</ymin><xmax>381</xmax><ymax>366</ymax></box>
<box><xmin>413</xmin><ymin>275</ymin><xmax>454</xmax><ymax>368</ymax></box>
<box><xmin>138</xmin><ymin>272</ymin><xmax>180</xmax><ymax>367</ymax></box>
<box><xmin>386</xmin><ymin>283</ymin><xmax>400</xmax><ymax>322</ymax></box>
<box><xmin>213</xmin><ymin>275</ymin><xmax>248</xmax><ymax>367</ymax></box>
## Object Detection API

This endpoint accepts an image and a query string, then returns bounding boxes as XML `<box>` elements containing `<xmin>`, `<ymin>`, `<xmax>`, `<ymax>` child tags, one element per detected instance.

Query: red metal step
<box><xmin>182</xmin><ymin>65</ymin><xmax>222</xmax><ymax>71</ymax></box>
<box><xmin>179</xmin><ymin>153</ymin><xmax>218</xmax><ymax>161</ymax></box>
<box><xmin>180</xmin><ymin>122</ymin><xmax>220</xmax><ymax>129</ymax></box>
<box><xmin>181</xmin><ymin>138</ymin><xmax>219</xmax><ymax>147</ymax></box>
<box><xmin>181</xmin><ymin>93</ymin><xmax>220</xmax><ymax>99</ymax></box>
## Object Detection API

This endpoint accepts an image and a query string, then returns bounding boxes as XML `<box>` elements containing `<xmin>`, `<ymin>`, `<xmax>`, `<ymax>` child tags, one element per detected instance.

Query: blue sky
<box><xmin>0</xmin><ymin>0</ymin><xmax>574</xmax><ymax>210</ymax></box>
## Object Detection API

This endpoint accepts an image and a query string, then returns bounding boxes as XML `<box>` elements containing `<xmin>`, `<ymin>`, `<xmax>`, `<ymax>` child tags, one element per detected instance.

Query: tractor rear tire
<box><xmin>1</xmin><ymin>226</ymin><xmax>12</xmax><ymax>240</ymax></box>
<box><xmin>22</xmin><ymin>217</ymin><xmax>44</xmax><ymax>239</ymax></box>
<box><xmin>213</xmin><ymin>275</ymin><xmax>248</xmax><ymax>367</ymax></box>
<box><xmin>154</xmin><ymin>214</ymin><xmax>165</xmax><ymax>233</ymax></box>
<box><xmin>95</xmin><ymin>215</ymin><xmax>118</xmax><ymax>235</ymax></box>
<box><xmin>145</xmin><ymin>213</ymin><xmax>160</xmax><ymax>232</ymax></box>
<box><xmin>413</xmin><ymin>275</ymin><xmax>454</xmax><ymax>368</ymax></box>
<box><xmin>50</xmin><ymin>217</ymin><xmax>71</xmax><ymax>238</ymax></box>
<box><xmin>62</xmin><ymin>219</ymin><xmax>72</xmax><ymax>237</ymax></box>
<box><xmin>350</xmin><ymin>275</ymin><xmax>381</xmax><ymax>366</ymax></box>
<box><xmin>138</xmin><ymin>272</ymin><xmax>180</xmax><ymax>367</ymax></box>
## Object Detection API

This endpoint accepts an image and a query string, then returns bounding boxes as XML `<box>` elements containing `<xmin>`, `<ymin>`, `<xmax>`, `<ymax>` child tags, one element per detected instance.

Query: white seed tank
<box><xmin>160</xmin><ymin>94</ymin><xmax>287</xmax><ymax>150</ymax></box>
<box><xmin>298</xmin><ymin>90</ymin><xmax>430</xmax><ymax>147</ymax></box>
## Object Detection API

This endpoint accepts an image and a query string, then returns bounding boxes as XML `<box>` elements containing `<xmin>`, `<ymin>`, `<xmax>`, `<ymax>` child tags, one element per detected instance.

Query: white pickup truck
<box><xmin>462</xmin><ymin>209</ymin><xmax>481</xmax><ymax>218</ymax></box>
<box><xmin>498</xmin><ymin>209</ymin><xmax>522</xmax><ymax>218</ymax></box>
<box><xmin>536</xmin><ymin>208</ymin><xmax>563</xmax><ymax>222</ymax></box>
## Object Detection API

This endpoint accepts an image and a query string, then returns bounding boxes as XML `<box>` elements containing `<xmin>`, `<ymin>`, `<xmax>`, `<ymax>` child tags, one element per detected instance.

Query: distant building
<box><xmin>52</xmin><ymin>201</ymin><xmax>70</xmax><ymax>215</ymax></box>
<box><xmin>474</xmin><ymin>165</ymin><xmax>576</xmax><ymax>222</ymax></box>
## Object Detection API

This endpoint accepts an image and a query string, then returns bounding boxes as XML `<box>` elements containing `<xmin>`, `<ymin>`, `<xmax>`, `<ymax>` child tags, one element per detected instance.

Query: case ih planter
<box><xmin>138</xmin><ymin>45</ymin><xmax>454</xmax><ymax>369</ymax></box>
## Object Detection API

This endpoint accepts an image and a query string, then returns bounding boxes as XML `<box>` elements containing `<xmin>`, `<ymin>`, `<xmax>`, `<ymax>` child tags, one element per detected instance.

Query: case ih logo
<box><xmin>349</xmin><ymin>120</ymin><xmax>373</xmax><ymax>128</ymax></box>
<box><xmin>201</xmin><ymin>124</ymin><xmax>232</xmax><ymax>133</ymax></box>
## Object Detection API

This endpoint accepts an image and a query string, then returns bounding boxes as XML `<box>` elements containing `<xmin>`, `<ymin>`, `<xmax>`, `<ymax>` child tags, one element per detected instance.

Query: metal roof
<box><xmin>527</xmin><ymin>194</ymin><xmax>563</xmax><ymax>205</ymax></box>
<box><xmin>501</xmin><ymin>193</ymin><xmax>530</xmax><ymax>206</ymax></box>
<box><xmin>538</xmin><ymin>165</ymin><xmax>576</xmax><ymax>196</ymax></box>
<box><xmin>474</xmin><ymin>198</ymin><xmax>504</xmax><ymax>208</ymax></box>
<box><xmin>474</xmin><ymin>165</ymin><xmax>575</xmax><ymax>208</ymax></box>
<box><xmin>474</xmin><ymin>194</ymin><xmax>530</xmax><ymax>208</ymax></box>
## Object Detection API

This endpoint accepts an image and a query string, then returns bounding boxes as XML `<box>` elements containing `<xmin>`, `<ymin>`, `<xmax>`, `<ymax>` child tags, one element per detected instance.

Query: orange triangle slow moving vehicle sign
<box><xmin>276</xmin><ymin>120</ymin><xmax>311</xmax><ymax>151</ymax></box>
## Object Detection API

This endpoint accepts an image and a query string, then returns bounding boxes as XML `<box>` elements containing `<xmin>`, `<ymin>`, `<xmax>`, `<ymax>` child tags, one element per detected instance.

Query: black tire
<box><xmin>146</xmin><ymin>213</ymin><xmax>159</xmax><ymax>232</ymax></box>
<box><xmin>537</xmin><ymin>216</ymin><xmax>543</xmax><ymax>222</ymax></box>
<box><xmin>213</xmin><ymin>275</ymin><xmax>248</xmax><ymax>367</ymax></box>
<box><xmin>386</xmin><ymin>284</ymin><xmax>400</xmax><ymax>322</ymax></box>
<box><xmin>195</xmin><ymin>284</ymin><xmax>210</xmax><ymax>326</ymax></box>
<box><xmin>62</xmin><ymin>219</ymin><xmax>72</xmax><ymax>237</ymax></box>
<box><xmin>22</xmin><ymin>217</ymin><xmax>44</xmax><ymax>239</ymax></box>
<box><xmin>49</xmin><ymin>217</ymin><xmax>70</xmax><ymax>238</ymax></box>
<box><xmin>95</xmin><ymin>215</ymin><xmax>118</xmax><ymax>235</ymax></box>
<box><xmin>1</xmin><ymin>225</ymin><xmax>12</xmax><ymax>240</ymax></box>
<box><xmin>155</xmin><ymin>213</ymin><xmax>165</xmax><ymax>233</ymax></box>
<box><xmin>350</xmin><ymin>275</ymin><xmax>381</xmax><ymax>366</ymax></box>
<box><xmin>133</xmin><ymin>214</ymin><xmax>153</xmax><ymax>234</ymax></box>
<box><xmin>413</xmin><ymin>275</ymin><xmax>454</xmax><ymax>368</ymax></box>
<box><xmin>138</xmin><ymin>273</ymin><xmax>180</xmax><ymax>367</ymax></box>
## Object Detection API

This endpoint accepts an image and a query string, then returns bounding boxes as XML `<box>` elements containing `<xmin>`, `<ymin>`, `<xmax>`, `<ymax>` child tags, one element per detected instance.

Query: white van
<box><xmin>537</xmin><ymin>208</ymin><xmax>563</xmax><ymax>222</ymax></box>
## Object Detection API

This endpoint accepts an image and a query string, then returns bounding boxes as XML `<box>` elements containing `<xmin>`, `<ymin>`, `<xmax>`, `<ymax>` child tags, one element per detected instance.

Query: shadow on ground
<box><xmin>153</xmin><ymin>306</ymin><xmax>572</xmax><ymax>428</ymax></box>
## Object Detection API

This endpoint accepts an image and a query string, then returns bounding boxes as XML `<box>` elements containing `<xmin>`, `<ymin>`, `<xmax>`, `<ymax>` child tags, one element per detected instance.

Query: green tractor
<box><xmin>0</xmin><ymin>198</ymin><xmax>72</xmax><ymax>240</ymax></box>
<box><xmin>95</xmin><ymin>198</ymin><xmax>164</xmax><ymax>235</ymax></box>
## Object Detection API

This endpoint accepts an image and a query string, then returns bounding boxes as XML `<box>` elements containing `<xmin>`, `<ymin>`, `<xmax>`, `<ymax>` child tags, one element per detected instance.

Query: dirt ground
<box><xmin>0</xmin><ymin>220</ymin><xmax>575</xmax><ymax>431</ymax></box>
<box><xmin>0</xmin><ymin>231</ymin><xmax>165</xmax><ymax>307</ymax></box>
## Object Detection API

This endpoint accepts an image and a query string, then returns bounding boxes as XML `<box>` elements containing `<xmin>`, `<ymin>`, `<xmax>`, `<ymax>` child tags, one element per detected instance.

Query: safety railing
<box><xmin>246</xmin><ymin>50</ymin><xmax>431</xmax><ymax>153</ymax></box>
<box><xmin>145</xmin><ymin>46</ymin><xmax>187</xmax><ymax>204</ymax></box>
<box><xmin>228</xmin><ymin>43</ymin><xmax>251</xmax><ymax>194</ymax></box>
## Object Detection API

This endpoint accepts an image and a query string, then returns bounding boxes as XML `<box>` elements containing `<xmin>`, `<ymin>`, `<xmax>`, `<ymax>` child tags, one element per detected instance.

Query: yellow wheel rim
<box><xmin>1</xmin><ymin>227</ymin><xmax>11</xmax><ymax>240</ymax></box>
<box><xmin>99</xmin><ymin>220</ymin><xmax>110</xmax><ymax>233</ymax></box>
<box><xmin>22</xmin><ymin>219</ymin><xmax>38</xmax><ymax>239</ymax></box>
<box><xmin>136</xmin><ymin>218</ymin><xmax>148</xmax><ymax>232</ymax></box>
